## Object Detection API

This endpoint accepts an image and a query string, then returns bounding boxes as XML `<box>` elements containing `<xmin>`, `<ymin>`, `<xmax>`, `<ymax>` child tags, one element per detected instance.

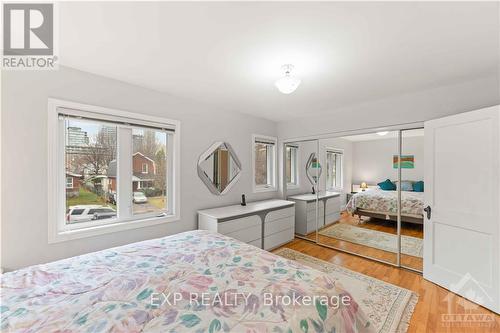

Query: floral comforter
<box><xmin>346</xmin><ymin>188</ymin><xmax>424</xmax><ymax>216</ymax></box>
<box><xmin>1</xmin><ymin>230</ymin><xmax>373</xmax><ymax>332</ymax></box>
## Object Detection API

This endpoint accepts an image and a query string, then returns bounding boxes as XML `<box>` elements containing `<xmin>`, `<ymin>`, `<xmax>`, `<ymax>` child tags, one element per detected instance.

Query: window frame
<box><xmin>252</xmin><ymin>134</ymin><xmax>278</xmax><ymax>193</ymax></box>
<box><xmin>285</xmin><ymin>145</ymin><xmax>299</xmax><ymax>189</ymax></box>
<box><xmin>325</xmin><ymin>148</ymin><xmax>343</xmax><ymax>191</ymax></box>
<box><xmin>142</xmin><ymin>163</ymin><xmax>148</xmax><ymax>174</ymax></box>
<box><xmin>48</xmin><ymin>98</ymin><xmax>181</xmax><ymax>243</ymax></box>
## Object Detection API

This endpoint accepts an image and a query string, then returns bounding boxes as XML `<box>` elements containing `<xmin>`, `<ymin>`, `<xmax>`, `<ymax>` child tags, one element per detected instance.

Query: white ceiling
<box><xmin>59</xmin><ymin>2</ymin><xmax>499</xmax><ymax>122</ymax></box>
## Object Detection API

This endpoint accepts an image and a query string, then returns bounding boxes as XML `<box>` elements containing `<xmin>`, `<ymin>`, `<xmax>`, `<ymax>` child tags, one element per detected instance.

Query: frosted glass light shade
<box><xmin>274</xmin><ymin>76</ymin><xmax>301</xmax><ymax>94</ymax></box>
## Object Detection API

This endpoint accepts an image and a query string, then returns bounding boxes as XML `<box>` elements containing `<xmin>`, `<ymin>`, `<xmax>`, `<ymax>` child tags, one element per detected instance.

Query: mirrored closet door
<box><xmin>284</xmin><ymin>139</ymin><xmax>320</xmax><ymax>243</ymax></box>
<box><xmin>315</xmin><ymin>131</ymin><xmax>402</xmax><ymax>266</ymax></box>
<box><xmin>399</xmin><ymin>128</ymin><xmax>424</xmax><ymax>272</ymax></box>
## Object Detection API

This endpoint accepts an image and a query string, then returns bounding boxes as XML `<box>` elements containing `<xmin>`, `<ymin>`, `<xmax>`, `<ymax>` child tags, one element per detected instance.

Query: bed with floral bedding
<box><xmin>1</xmin><ymin>230</ymin><xmax>373</xmax><ymax>332</ymax></box>
<box><xmin>346</xmin><ymin>188</ymin><xmax>424</xmax><ymax>224</ymax></box>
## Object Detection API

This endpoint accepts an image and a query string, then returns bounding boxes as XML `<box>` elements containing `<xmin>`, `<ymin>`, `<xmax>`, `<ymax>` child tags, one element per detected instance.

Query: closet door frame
<box><xmin>281</xmin><ymin>122</ymin><xmax>424</xmax><ymax>270</ymax></box>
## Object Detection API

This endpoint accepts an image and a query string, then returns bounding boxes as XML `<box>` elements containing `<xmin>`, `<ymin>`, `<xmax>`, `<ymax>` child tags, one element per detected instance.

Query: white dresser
<box><xmin>288</xmin><ymin>192</ymin><xmax>341</xmax><ymax>236</ymax></box>
<box><xmin>198</xmin><ymin>199</ymin><xmax>295</xmax><ymax>250</ymax></box>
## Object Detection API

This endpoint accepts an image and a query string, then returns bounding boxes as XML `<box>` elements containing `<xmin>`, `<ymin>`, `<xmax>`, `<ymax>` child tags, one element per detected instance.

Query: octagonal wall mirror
<box><xmin>198</xmin><ymin>142</ymin><xmax>242</xmax><ymax>195</ymax></box>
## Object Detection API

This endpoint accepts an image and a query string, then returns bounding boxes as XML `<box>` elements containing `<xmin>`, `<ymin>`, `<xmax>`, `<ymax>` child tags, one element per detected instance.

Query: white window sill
<box><xmin>48</xmin><ymin>214</ymin><xmax>180</xmax><ymax>244</ymax></box>
<box><xmin>287</xmin><ymin>183</ymin><xmax>300</xmax><ymax>190</ymax></box>
<box><xmin>253</xmin><ymin>185</ymin><xmax>277</xmax><ymax>193</ymax></box>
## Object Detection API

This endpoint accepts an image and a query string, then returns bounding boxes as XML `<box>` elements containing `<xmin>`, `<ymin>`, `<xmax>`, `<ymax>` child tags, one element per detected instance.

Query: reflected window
<box><xmin>286</xmin><ymin>145</ymin><xmax>299</xmax><ymax>187</ymax></box>
<box><xmin>326</xmin><ymin>149</ymin><xmax>343</xmax><ymax>190</ymax></box>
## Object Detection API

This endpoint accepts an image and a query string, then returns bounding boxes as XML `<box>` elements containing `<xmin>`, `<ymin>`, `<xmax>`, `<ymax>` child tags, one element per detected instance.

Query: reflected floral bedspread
<box><xmin>346</xmin><ymin>188</ymin><xmax>424</xmax><ymax>216</ymax></box>
<box><xmin>1</xmin><ymin>230</ymin><xmax>373</xmax><ymax>332</ymax></box>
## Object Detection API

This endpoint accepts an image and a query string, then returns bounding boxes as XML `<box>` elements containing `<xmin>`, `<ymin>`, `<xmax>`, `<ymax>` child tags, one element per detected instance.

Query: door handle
<box><xmin>423</xmin><ymin>206</ymin><xmax>432</xmax><ymax>220</ymax></box>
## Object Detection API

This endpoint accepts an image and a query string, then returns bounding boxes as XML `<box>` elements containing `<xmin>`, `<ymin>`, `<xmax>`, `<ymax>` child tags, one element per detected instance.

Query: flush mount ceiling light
<box><xmin>274</xmin><ymin>64</ymin><xmax>301</xmax><ymax>94</ymax></box>
<box><xmin>377</xmin><ymin>131</ymin><xmax>389</xmax><ymax>136</ymax></box>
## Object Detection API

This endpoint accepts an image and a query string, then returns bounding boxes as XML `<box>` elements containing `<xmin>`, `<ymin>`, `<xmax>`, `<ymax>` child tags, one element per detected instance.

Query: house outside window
<box><xmin>326</xmin><ymin>149</ymin><xmax>343</xmax><ymax>190</ymax></box>
<box><xmin>253</xmin><ymin>134</ymin><xmax>277</xmax><ymax>192</ymax></box>
<box><xmin>286</xmin><ymin>145</ymin><xmax>299</xmax><ymax>187</ymax></box>
<box><xmin>48</xmin><ymin>99</ymin><xmax>180</xmax><ymax>243</ymax></box>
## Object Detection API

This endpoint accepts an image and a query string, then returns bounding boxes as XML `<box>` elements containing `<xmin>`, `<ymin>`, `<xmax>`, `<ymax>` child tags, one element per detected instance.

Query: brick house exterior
<box><xmin>106</xmin><ymin>152</ymin><xmax>156</xmax><ymax>192</ymax></box>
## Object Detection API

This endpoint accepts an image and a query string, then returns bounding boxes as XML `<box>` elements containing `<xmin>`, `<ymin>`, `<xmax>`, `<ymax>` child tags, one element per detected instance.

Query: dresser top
<box><xmin>198</xmin><ymin>199</ymin><xmax>295</xmax><ymax>220</ymax></box>
<box><xmin>288</xmin><ymin>191</ymin><xmax>341</xmax><ymax>202</ymax></box>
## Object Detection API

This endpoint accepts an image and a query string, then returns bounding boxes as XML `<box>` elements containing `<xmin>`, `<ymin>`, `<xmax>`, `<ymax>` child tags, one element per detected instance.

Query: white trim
<box><xmin>47</xmin><ymin>98</ymin><xmax>181</xmax><ymax>243</ymax></box>
<box><xmin>281</xmin><ymin>122</ymin><xmax>424</xmax><ymax>143</ymax></box>
<box><xmin>285</xmin><ymin>145</ymin><xmax>300</xmax><ymax>189</ymax></box>
<box><xmin>252</xmin><ymin>134</ymin><xmax>278</xmax><ymax>193</ymax></box>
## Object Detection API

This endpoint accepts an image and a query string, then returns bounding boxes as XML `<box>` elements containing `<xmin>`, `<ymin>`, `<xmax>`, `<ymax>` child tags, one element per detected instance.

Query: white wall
<box><xmin>1</xmin><ymin>66</ymin><xmax>278</xmax><ymax>270</ymax></box>
<box><xmin>277</xmin><ymin>76</ymin><xmax>500</xmax><ymax>140</ymax></box>
<box><xmin>351</xmin><ymin>136</ymin><xmax>424</xmax><ymax>185</ymax></box>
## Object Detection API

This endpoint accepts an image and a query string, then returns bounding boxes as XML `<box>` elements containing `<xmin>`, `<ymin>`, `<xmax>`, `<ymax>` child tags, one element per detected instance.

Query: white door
<box><xmin>424</xmin><ymin>105</ymin><xmax>499</xmax><ymax>314</ymax></box>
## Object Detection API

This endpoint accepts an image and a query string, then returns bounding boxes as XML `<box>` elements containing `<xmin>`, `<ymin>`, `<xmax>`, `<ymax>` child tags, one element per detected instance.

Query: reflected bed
<box><xmin>346</xmin><ymin>188</ymin><xmax>424</xmax><ymax>224</ymax></box>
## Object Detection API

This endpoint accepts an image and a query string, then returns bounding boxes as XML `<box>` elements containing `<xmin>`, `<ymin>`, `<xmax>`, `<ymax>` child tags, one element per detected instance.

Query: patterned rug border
<box><xmin>319</xmin><ymin>223</ymin><xmax>424</xmax><ymax>258</ymax></box>
<box><xmin>274</xmin><ymin>247</ymin><xmax>419</xmax><ymax>333</ymax></box>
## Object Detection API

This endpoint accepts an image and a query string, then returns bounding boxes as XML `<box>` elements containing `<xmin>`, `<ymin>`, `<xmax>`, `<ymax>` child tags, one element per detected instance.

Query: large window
<box><xmin>286</xmin><ymin>145</ymin><xmax>299</xmax><ymax>187</ymax></box>
<box><xmin>49</xmin><ymin>99</ymin><xmax>179</xmax><ymax>242</ymax></box>
<box><xmin>253</xmin><ymin>135</ymin><xmax>277</xmax><ymax>192</ymax></box>
<box><xmin>326</xmin><ymin>149</ymin><xmax>343</xmax><ymax>190</ymax></box>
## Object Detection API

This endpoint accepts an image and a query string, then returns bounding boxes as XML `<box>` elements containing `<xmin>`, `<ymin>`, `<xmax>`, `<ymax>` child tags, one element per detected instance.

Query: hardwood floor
<box><xmin>304</xmin><ymin>212</ymin><xmax>424</xmax><ymax>270</ymax></box>
<box><xmin>275</xmin><ymin>238</ymin><xmax>499</xmax><ymax>333</ymax></box>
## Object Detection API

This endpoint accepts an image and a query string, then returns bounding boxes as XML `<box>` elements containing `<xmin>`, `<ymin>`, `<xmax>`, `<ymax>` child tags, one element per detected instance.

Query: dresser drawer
<box><xmin>218</xmin><ymin>215</ymin><xmax>261</xmax><ymax>235</ymax></box>
<box><xmin>307</xmin><ymin>207</ymin><xmax>324</xmax><ymax>222</ymax></box>
<box><xmin>265</xmin><ymin>207</ymin><xmax>294</xmax><ymax>222</ymax></box>
<box><xmin>324</xmin><ymin>212</ymin><xmax>340</xmax><ymax>226</ymax></box>
<box><xmin>264</xmin><ymin>228</ymin><xmax>294</xmax><ymax>250</ymax></box>
<box><xmin>226</xmin><ymin>224</ymin><xmax>261</xmax><ymax>243</ymax></box>
<box><xmin>265</xmin><ymin>215</ymin><xmax>294</xmax><ymax>235</ymax></box>
<box><xmin>306</xmin><ymin>219</ymin><xmax>318</xmax><ymax>233</ymax></box>
<box><xmin>248</xmin><ymin>238</ymin><xmax>262</xmax><ymax>248</ymax></box>
<box><xmin>325</xmin><ymin>197</ymin><xmax>341</xmax><ymax>214</ymax></box>
<box><xmin>307</xmin><ymin>201</ymin><xmax>324</xmax><ymax>212</ymax></box>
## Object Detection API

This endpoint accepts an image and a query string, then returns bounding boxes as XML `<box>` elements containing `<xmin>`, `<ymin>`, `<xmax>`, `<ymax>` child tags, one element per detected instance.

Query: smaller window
<box><xmin>142</xmin><ymin>163</ymin><xmax>148</xmax><ymax>174</ymax></box>
<box><xmin>286</xmin><ymin>145</ymin><xmax>299</xmax><ymax>187</ymax></box>
<box><xmin>66</xmin><ymin>177</ymin><xmax>73</xmax><ymax>189</ymax></box>
<box><xmin>253</xmin><ymin>135</ymin><xmax>277</xmax><ymax>192</ymax></box>
<box><xmin>326</xmin><ymin>149</ymin><xmax>343</xmax><ymax>190</ymax></box>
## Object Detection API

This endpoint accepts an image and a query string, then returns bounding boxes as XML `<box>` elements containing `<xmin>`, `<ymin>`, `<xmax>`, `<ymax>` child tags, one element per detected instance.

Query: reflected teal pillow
<box><xmin>413</xmin><ymin>181</ymin><xmax>424</xmax><ymax>192</ymax></box>
<box><xmin>398</xmin><ymin>181</ymin><xmax>414</xmax><ymax>191</ymax></box>
<box><xmin>378</xmin><ymin>179</ymin><xmax>396</xmax><ymax>191</ymax></box>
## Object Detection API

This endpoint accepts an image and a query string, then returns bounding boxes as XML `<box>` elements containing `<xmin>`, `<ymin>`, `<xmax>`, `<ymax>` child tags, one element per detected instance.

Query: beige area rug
<box><xmin>319</xmin><ymin>223</ymin><xmax>424</xmax><ymax>258</ymax></box>
<box><xmin>274</xmin><ymin>248</ymin><xmax>419</xmax><ymax>333</ymax></box>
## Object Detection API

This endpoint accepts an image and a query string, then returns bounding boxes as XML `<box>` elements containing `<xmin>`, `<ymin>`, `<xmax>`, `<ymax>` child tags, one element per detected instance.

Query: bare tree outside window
<box><xmin>64</xmin><ymin>118</ymin><xmax>117</xmax><ymax>224</ymax></box>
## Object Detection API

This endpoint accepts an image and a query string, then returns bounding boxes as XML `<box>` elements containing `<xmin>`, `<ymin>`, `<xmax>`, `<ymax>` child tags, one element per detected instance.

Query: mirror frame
<box><xmin>197</xmin><ymin>141</ymin><xmax>242</xmax><ymax>195</ymax></box>
<box><xmin>306</xmin><ymin>152</ymin><xmax>322</xmax><ymax>185</ymax></box>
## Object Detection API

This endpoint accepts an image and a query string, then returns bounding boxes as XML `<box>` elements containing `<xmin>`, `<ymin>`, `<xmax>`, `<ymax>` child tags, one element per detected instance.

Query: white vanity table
<box><xmin>288</xmin><ymin>191</ymin><xmax>341</xmax><ymax>236</ymax></box>
<box><xmin>198</xmin><ymin>199</ymin><xmax>295</xmax><ymax>250</ymax></box>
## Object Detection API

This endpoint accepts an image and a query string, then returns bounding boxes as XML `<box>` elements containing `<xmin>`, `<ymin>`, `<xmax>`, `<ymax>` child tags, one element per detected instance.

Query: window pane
<box><xmin>65</xmin><ymin>118</ymin><xmax>117</xmax><ymax>224</ymax></box>
<box><xmin>255</xmin><ymin>143</ymin><xmax>269</xmax><ymax>186</ymax></box>
<box><xmin>132</xmin><ymin>128</ymin><xmax>168</xmax><ymax>215</ymax></box>
<box><xmin>286</xmin><ymin>147</ymin><xmax>292</xmax><ymax>184</ymax></box>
